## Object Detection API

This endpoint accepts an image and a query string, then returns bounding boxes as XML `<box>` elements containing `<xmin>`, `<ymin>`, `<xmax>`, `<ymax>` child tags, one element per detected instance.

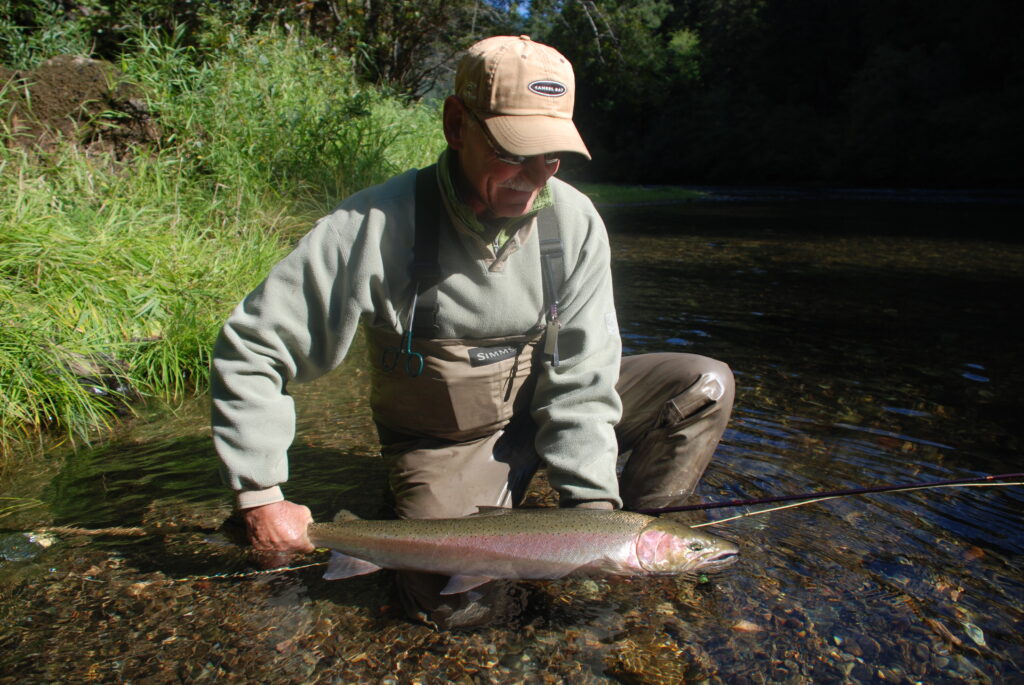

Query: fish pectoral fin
<box><xmin>323</xmin><ymin>551</ymin><xmax>382</xmax><ymax>580</ymax></box>
<box><xmin>441</xmin><ymin>574</ymin><xmax>495</xmax><ymax>595</ymax></box>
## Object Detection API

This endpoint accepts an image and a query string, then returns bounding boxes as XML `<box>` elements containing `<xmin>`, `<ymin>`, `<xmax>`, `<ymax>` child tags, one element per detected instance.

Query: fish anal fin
<box><xmin>441</xmin><ymin>574</ymin><xmax>494</xmax><ymax>595</ymax></box>
<box><xmin>323</xmin><ymin>551</ymin><xmax>381</xmax><ymax>580</ymax></box>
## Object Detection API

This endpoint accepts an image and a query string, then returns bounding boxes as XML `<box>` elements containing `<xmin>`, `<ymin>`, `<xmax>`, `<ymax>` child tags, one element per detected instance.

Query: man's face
<box><xmin>444</xmin><ymin>98</ymin><xmax>561</xmax><ymax>220</ymax></box>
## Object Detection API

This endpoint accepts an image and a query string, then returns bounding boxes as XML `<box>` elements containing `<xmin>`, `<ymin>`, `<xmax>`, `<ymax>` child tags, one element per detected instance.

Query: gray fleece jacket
<box><xmin>211</xmin><ymin>162</ymin><xmax>623</xmax><ymax>509</ymax></box>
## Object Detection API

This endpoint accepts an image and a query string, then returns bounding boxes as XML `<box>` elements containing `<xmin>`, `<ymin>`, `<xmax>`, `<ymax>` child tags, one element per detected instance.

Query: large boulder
<box><xmin>1</xmin><ymin>55</ymin><xmax>160</xmax><ymax>158</ymax></box>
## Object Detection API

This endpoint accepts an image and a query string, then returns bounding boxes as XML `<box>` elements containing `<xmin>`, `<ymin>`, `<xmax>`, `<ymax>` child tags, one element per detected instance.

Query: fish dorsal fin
<box><xmin>441</xmin><ymin>574</ymin><xmax>494</xmax><ymax>595</ymax></box>
<box><xmin>332</xmin><ymin>509</ymin><xmax>362</xmax><ymax>523</ymax></box>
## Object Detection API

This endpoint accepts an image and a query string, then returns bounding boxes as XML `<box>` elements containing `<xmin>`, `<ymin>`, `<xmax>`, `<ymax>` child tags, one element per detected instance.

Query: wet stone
<box><xmin>0</xmin><ymin>532</ymin><xmax>48</xmax><ymax>562</ymax></box>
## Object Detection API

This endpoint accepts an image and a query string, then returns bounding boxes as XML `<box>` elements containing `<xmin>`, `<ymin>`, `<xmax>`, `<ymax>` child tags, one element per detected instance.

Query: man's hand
<box><xmin>242</xmin><ymin>500</ymin><xmax>315</xmax><ymax>553</ymax></box>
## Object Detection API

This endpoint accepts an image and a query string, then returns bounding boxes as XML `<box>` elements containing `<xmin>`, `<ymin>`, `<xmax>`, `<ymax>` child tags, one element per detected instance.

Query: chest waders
<box><xmin>367</xmin><ymin>166</ymin><xmax>565</xmax><ymax>442</ymax></box>
<box><xmin>364</xmin><ymin>169</ymin><xmax>737</xmax><ymax>630</ymax></box>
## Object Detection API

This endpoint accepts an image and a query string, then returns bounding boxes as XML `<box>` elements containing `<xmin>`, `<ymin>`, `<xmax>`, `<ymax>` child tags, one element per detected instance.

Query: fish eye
<box><xmin>688</xmin><ymin>541</ymin><xmax>705</xmax><ymax>552</ymax></box>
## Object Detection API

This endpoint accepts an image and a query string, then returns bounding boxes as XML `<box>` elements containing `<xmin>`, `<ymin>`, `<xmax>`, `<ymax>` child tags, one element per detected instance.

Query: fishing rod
<box><xmin>633</xmin><ymin>472</ymin><xmax>1024</xmax><ymax>516</ymax></box>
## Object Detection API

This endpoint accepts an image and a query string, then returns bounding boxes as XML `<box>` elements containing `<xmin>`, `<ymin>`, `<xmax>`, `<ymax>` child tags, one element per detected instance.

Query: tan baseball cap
<box><xmin>456</xmin><ymin>35</ymin><xmax>591</xmax><ymax>160</ymax></box>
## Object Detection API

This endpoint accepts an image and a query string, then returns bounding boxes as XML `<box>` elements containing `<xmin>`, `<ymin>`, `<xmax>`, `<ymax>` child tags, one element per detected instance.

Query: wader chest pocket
<box><xmin>367</xmin><ymin>327</ymin><xmax>539</xmax><ymax>442</ymax></box>
<box><xmin>468</xmin><ymin>345</ymin><xmax>518</xmax><ymax>367</ymax></box>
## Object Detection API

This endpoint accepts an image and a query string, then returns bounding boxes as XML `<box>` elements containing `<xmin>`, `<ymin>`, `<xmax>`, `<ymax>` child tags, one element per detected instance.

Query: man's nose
<box><xmin>520</xmin><ymin>155</ymin><xmax>559</xmax><ymax>185</ymax></box>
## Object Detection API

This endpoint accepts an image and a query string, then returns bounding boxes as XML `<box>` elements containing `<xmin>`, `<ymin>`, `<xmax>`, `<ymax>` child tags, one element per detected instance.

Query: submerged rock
<box><xmin>0</xmin><ymin>532</ymin><xmax>53</xmax><ymax>563</ymax></box>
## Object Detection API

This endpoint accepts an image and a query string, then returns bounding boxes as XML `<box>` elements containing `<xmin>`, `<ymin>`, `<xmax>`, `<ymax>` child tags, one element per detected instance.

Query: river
<box><xmin>1</xmin><ymin>189</ymin><xmax>1022</xmax><ymax>683</ymax></box>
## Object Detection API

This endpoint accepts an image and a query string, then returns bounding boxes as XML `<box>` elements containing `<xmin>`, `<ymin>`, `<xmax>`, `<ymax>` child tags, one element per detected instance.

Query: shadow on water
<box><xmin>37</xmin><ymin>434</ymin><xmax>391</xmax><ymax>581</ymax></box>
<box><xmin>43</xmin><ymin>435</ymin><xmax>225</xmax><ymax>529</ymax></box>
<box><xmin>1</xmin><ymin>192</ymin><xmax>1023</xmax><ymax>683</ymax></box>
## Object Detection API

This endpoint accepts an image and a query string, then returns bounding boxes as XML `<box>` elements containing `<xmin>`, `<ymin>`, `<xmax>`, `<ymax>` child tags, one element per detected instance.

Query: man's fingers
<box><xmin>243</xmin><ymin>500</ymin><xmax>315</xmax><ymax>553</ymax></box>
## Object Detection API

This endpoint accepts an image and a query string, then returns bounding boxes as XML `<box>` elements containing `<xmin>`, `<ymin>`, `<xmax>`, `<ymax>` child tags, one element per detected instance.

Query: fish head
<box><xmin>635</xmin><ymin>518</ymin><xmax>739</xmax><ymax>574</ymax></box>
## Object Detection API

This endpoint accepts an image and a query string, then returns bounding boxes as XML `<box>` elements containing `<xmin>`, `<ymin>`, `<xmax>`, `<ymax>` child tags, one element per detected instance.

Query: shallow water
<box><xmin>2</xmin><ymin>190</ymin><xmax>1023</xmax><ymax>683</ymax></box>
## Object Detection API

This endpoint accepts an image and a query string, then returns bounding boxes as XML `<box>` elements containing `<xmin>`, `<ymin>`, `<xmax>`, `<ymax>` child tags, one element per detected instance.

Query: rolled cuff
<box><xmin>562</xmin><ymin>499</ymin><xmax>616</xmax><ymax>510</ymax></box>
<box><xmin>236</xmin><ymin>485</ymin><xmax>285</xmax><ymax>510</ymax></box>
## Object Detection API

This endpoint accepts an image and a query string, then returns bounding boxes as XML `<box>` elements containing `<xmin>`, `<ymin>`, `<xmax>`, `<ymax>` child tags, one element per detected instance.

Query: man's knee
<box><xmin>663</xmin><ymin>355</ymin><xmax>733</xmax><ymax>404</ymax></box>
<box><xmin>618</xmin><ymin>353</ymin><xmax>734</xmax><ymax>429</ymax></box>
<box><xmin>615</xmin><ymin>353</ymin><xmax>735</xmax><ymax>506</ymax></box>
<box><xmin>678</xmin><ymin>359</ymin><xmax>734</xmax><ymax>418</ymax></box>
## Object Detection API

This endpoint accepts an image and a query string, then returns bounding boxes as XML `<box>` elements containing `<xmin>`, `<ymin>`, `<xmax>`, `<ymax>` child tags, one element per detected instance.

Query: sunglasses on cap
<box><xmin>464</xmin><ymin>105</ymin><xmax>560</xmax><ymax>166</ymax></box>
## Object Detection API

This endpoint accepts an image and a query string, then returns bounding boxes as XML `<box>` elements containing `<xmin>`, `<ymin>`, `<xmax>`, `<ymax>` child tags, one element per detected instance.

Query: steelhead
<box><xmin>308</xmin><ymin>508</ymin><xmax>738</xmax><ymax>595</ymax></box>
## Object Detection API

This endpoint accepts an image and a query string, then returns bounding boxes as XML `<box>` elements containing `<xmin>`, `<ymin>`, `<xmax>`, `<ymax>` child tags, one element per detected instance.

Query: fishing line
<box><xmin>170</xmin><ymin>560</ymin><xmax>329</xmax><ymax>582</ymax></box>
<box><xmin>689</xmin><ymin>481</ymin><xmax>1024</xmax><ymax>528</ymax></box>
<box><xmin>632</xmin><ymin>472</ymin><xmax>1024</xmax><ymax>517</ymax></box>
<box><xmin>10</xmin><ymin>522</ymin><xmax>331</xmax><ymax>582</ymax></box>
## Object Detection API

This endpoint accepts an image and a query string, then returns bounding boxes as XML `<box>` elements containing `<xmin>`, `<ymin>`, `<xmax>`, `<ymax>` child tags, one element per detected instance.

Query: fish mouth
<box><xmin>699</xmin><ymin>549</ymin><xmax>739</xmax><ymax>572</ymax></box>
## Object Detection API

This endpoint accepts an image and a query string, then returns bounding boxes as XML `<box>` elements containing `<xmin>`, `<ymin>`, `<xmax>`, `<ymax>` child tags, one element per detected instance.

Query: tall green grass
<box><xmin>120</xmin><ymin>26</ymin><xmax>444</xmax><ymax>213</ymax></box>
<box><xmin>0</xmin><ymin>0</ymin><xmax>94</xmax><ymax>70</ymax></box>
<box><xmin>0</xmin><ymin>143</ymin><xmax>289</xmax><ymax>450</ymax></box>
<box><xmin>1</xmin><ymin>28</ymin><xmax>445</xmax><ymax>455</ymax></box>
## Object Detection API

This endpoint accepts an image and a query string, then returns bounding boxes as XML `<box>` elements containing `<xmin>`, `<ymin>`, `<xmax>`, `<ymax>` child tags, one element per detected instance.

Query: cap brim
<box><xmin>484</xmin><ymin>114</ymin><xmax>591</xmax><ymax>161</ymax></box>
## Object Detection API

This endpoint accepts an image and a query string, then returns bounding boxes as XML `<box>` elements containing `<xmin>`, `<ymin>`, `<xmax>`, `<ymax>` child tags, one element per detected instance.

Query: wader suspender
<box><xmin>411</xmin><ymin>167</ymin><xmax>443</xmax><ymax>338</ymax></box>
<box><xmin>411</xmin><ymin>166</ymin><xmax>565</xmax><ymax>365</ymax></box>
<box><xmin>538</xmin><ymin>215</ymin><xmax>564</xmax><ymax>367</ymax></box>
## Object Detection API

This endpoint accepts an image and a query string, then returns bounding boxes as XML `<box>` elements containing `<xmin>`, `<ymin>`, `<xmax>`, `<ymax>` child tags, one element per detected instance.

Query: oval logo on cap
<box><xmin>528</xmin><ymin>80</ymin><xmax>567</xmax><ymax>97</ymax></box>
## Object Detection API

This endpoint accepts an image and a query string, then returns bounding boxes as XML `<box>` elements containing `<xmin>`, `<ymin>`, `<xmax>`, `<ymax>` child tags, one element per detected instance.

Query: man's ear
<box><xmin>442</xmin><ymin>96</ymin><xmax>467</xmax><ymax>149</ymax></box>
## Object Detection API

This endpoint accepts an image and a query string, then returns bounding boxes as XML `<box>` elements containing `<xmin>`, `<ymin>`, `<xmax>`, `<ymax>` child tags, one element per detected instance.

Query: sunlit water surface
<box><xmin>2</xmin><ymin>190</ymin><xmax>1022</xmax><ymax>683</ymax></box>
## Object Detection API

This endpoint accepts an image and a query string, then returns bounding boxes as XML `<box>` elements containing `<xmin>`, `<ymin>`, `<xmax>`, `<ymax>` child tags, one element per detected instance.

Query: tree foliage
<box><xmin>2</xmin><ymin>0</ymin><xmax>1021</xmax><ymax>185</ymax></box>
<box><xmin>0</xmin><ymin>0</ymin><xmax>521</xmax><ymax>95</ymax></box>
<box><xmin>337</xmin><ymin>1</ymin><xmax>492</xmax><ymax>98</ymax></box>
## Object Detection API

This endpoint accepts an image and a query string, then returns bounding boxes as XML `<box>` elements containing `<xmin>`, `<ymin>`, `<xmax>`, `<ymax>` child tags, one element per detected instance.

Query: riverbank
<box><xmin>0</xmin><ymin>29</ymin><xmax>444</xmax><ymax>457</ymax></box>
<box><xmin>575</xmin><ymin>183</ymin><xmax>704</xmax><ymax>206</ymax></box>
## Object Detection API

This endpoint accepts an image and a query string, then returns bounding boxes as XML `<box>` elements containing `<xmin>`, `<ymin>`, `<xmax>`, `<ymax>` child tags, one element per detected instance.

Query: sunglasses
<box><xmin>465</xmin><ymin>106</ymin><xmax>560</xmax><ymax>166</ymax></box>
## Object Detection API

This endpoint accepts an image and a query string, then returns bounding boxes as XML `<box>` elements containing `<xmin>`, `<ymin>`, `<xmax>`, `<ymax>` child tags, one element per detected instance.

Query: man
<box><xmin>211</xmin><ymin>36</ymin><xmax>734</xmax><ymax>628</ymax></box>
